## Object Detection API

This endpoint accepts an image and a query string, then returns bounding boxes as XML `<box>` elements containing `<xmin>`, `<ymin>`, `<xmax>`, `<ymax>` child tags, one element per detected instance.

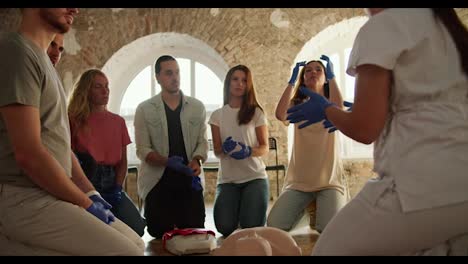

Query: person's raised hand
<box><xmin>322</xmin><ymin>101</ymin><xmax>353</xmax><ymax>133</ymax></box>
<box><xmin>287</xmin><ymin>86</ymin><xmax>334</xmax><ymax>129</ymax></box>
<box><xmin>320</xmin><ymin>55</ymin><xmax>335</xmax><ymax>80</ymax></box>
<box><xmin>288</xmin><ymin>61</ymin><xmax>307</xmax><ymax>85</ymax></box>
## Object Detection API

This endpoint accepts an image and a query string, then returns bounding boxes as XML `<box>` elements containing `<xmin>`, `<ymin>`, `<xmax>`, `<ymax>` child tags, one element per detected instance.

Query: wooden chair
<box><xmin>265</xmin><ymin>137</ymin><xmax>286</xmax><ymax>197</ymax></box>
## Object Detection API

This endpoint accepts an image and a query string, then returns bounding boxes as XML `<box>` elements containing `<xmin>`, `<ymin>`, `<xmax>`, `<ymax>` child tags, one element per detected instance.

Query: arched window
<box><xmin>119</xmin><ymin>58</ymin><xmax>223</xmax><ymax>166</ymax></box>
<box><xmin>103</xmin><ymin>33</ymin><xmax>228</xmax><ymax>166</ymax></box>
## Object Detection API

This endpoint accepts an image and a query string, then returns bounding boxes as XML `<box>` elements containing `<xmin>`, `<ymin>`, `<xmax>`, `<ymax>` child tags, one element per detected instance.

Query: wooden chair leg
<box><xmin>307</xmin><ymin>201</ymin><xmax>317</xmax><ymax>229</ymax></box>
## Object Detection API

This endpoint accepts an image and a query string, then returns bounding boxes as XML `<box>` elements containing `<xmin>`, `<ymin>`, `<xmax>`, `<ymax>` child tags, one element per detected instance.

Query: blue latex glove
<box><xmin>322</xmin><ymin>101</ymin><xmax>354</xmax><ymax>133</ymax></box>
<box><xmin>320</xmin><ymin>55</ymin><xmax>335</xmax><ymax>80</ymax></box>
<box><xmin>287</xmin><ymin>86</ymin><xmax>335</xmax><ymax>129</ymax></box>
<box><xmin>86</xmin><ymin>202</ymin><xmax>115</xmax><ymax>225</ymax></box>
<box><xmin>191</xmin><ymin>176</ymin><xmax>203</xmax><ymax>191</ymax></box>
<box><xmin>167</xmin><ymin>155</ymin><xmax>195</xmax><ymax>176</ymax></box>
<box><xmin>323</xmin><ymin>119</ymin><xmax>337</xmax><ymax>133</ymax></box>
<box><xmin>230</xmin><ymin>142</ymin><xmax>252</xmax><ymax>160</ymax></box>
<box><xmin>89</xmin><ymin>193</ymin><xmax>112</xmax><ymax>210</ymax></box>
<box><xmin>288</xmin><ymin>61</ymin><xmax>307</xmax><ymax>85</ymax></box>
<box><xmin>343</xmin><ymin>100</ymin><xmax>353</xmax><ymax>110</ymax></box>
<box><xmin>222</xmin><ymin>136</ymin><xmax>237</xmax><ymax>154</ymax></box>
<box><xmin>101</xmin><ymin>185</ymin><xmax>123</xmax><ymax>207</ymax></box>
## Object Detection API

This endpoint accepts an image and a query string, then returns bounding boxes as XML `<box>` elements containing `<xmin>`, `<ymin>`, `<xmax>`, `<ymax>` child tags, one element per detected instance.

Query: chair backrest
<box><xmin>125</xmin><ymin>165</ymin><xmax>142</xmax><ymax>210</ymax></box>
<box><xmin>266</xmin><ymin>137</ymin><xmax>286</xmax><ymax>197</ymax></box>
<box><xmin>268</xmin><ymin>137</ymin><xmax>279</xmax><ymax>165</ymax></box>
<box><xmin>268</xmin><ymin>137</ymin><xmax>277</xmax><ymax>150</ymax></box>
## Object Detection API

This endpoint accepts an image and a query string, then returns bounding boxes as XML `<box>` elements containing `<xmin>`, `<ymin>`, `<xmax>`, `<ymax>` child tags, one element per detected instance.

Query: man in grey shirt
<box><xmin>0</xmin><ymin>8</ymin><xmax>143</xmax><ymax>255</ymax></box>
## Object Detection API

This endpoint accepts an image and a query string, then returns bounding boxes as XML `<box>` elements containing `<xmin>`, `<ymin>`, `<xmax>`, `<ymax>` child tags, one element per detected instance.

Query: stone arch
<box><xmin>102</xmin><ymin>32</ymin><xmax>229</xmax><ymax>113</ymax></box>
<box><xmin>287</xmin><ymin>16</ymin><xmax>368</xmax><ymax>160</ymax></box>
<box><xmin>294</xmin><ymin>16</ymin><xmax>368</xmax><ymax>64</ymax></box>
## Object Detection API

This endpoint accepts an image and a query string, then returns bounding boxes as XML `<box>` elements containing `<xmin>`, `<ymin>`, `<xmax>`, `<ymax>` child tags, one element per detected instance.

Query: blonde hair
<box><xmin>68</xmin><ymin>69</ymin><xmax>106</xmax><ymax>133</ymax></box>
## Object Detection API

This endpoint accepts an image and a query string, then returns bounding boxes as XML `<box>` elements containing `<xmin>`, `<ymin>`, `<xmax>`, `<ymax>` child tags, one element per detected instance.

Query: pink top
<box><xmin>71</xmin><ymin>111</ymin><xmax>131</xmax><ymax>166</ymax></box>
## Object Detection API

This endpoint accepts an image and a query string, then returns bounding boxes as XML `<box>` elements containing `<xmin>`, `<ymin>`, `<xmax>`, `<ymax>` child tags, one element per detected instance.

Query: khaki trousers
<box><xmin>312</xmin><ymin>179</ymin><xmax>468</xmax><ymax>256</ymax></box>
<box><xmin>0</xmin><ymin>184</ymin><xmax>145</xmax><ymax>256</ymax></box>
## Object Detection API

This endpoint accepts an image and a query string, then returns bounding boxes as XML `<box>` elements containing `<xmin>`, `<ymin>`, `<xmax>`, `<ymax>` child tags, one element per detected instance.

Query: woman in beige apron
<box><xmin>267</xmin><ymin>55</ymin><xmax>347</xmax><ymax>233</ymax></box>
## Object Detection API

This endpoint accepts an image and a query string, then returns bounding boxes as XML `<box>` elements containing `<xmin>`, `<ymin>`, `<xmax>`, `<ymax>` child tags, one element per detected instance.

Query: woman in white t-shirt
<box><xmin>209</xmin><ymin>65</ymin><xmax>269</xmax><ymax>237</ymax></box>
<box><xmin>287</xmin><ymin>8</ymin><xmax>468</xmax><ymax>255</ymax></box>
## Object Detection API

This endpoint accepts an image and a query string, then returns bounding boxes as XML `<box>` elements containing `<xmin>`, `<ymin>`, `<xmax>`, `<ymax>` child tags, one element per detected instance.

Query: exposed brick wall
<box><xmin>1</xmin><ymin>8</ymin><xmax>466</xmax><ymax>203</ymax></box>
<box><xmin>0</xmin><ymin>8</ymin><xmax>362</xmax><ymax>151</ymax></box>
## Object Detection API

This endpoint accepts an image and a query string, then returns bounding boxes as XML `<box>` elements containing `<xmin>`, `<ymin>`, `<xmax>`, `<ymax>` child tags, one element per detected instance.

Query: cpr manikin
<box><xmin>212</xmin><ymin>227</ymin><xmax>302</xmax><ymax>256</ymax></box>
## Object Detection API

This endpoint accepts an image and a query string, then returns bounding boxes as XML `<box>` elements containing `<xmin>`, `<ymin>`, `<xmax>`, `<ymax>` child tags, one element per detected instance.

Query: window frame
<box><xmin>119</xmin><ymin>58</ymin><xmax>224</xmax><ymax>166</ymax></box>
<box><xmin>287</xmin><ymin>16</ymin><xmax>372</xmax><ymax>160</ymax></box>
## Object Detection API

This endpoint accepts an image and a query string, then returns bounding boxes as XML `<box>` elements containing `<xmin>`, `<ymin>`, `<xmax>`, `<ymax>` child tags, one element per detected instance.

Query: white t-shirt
<box><xmin>209</xmin><ymin>105</ymin><xmax>268</xmax><ymax>184</ymax></box>
<box><xmin>347</xmin><ymin>8</ymin><xmax>468</xmax><ymax>212</ymax></box>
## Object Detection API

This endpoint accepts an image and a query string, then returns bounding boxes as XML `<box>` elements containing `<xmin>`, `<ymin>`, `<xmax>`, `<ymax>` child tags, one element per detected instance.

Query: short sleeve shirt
<box><xmin>209</xmin><ymin>105</ymin><xmax>268</xmax><ymax>184</ymax></box>
<box><xmin>71</xmin><ymin>111</ymin><xmax>131</xmax><ymax>166</ymax></box>
<box><xmin>0</xmin><ymin>32</ymin><xmax>72</xmax><ymax>186</ymax></box>
<box><xmin>347</xmin><ymin>9</ymin><xmax>468</xmax><ymax>211</ymax></box>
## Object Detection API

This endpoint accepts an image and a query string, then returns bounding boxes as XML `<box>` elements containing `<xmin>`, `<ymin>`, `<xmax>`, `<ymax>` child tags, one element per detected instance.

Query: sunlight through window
<box><xmin>120</xmin><ymin>59</ymin><xmax>223</xmax><ymax>165</ymax></box>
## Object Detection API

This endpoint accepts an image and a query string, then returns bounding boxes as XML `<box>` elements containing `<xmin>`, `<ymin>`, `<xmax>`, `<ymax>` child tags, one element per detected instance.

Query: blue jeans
<box><xmin>213</xmin><ymin>178</ymin><xmax>269</xmax><ymax>237</ymax></box>
<box><xmin>91</xmin><ymin>165</ymin><xmax>146</xmax><ymax>237</ymax></box>
<box><xmin>267</xmin><ymin>188</ymin><xmax>345</xmax><ymax>233</ymax></box>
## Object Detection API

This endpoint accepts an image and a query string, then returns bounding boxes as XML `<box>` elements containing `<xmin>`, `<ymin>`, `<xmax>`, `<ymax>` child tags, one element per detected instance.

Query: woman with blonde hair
<box><xmin>68</xmin><ymin>69</ymin><xmax>146</xmax><ymax>237</ymax></box>
<box><xmin>209</xmin><ymin>65</ymin><xmax>270</xmax><ymax>237</ymax></box>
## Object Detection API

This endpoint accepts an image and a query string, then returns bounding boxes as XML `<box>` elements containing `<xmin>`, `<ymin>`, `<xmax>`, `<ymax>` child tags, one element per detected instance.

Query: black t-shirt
<box><xmin>160</xmin><ymin>98</ymin><xmax>192</xmax><ymax>190</ymax></box>
<box><xmin>164</xmin><ymin>98</ymin><xmax>188</xmax><ymax>163</ymax></box>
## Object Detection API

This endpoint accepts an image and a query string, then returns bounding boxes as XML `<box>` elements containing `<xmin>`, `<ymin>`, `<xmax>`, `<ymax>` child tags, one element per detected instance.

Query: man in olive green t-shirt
<box><xmin>0</xmin><ymin>8</ymin><xmax>143</xmax><ymax>255</ymax></box>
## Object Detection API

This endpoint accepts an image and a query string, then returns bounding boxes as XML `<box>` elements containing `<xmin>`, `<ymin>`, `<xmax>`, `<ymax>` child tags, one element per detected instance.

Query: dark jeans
<box><xmin>90</xmin><ymin>164</ymin><xmax>147</xmax><ymax>237</ymax></box>
<box><xmin>144</xmin><ymin>171</ymin><xmax>205</xmax><ymax>239</ymax></box>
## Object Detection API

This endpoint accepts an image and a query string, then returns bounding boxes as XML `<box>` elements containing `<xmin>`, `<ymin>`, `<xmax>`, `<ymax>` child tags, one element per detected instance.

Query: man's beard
<box><xmin>167</xmin><ymin>88</ymin><xmax>180</xmax><ymax>94</ymax></box>
<box><xmin>166</xmin><ymin>84</ymin><xmax>180</xmax><ymax>94</ymax></box>
<box><xmin>39</xmin><ymin>9</ymin><xmax>70</xmax><ymax>34</ymax></box>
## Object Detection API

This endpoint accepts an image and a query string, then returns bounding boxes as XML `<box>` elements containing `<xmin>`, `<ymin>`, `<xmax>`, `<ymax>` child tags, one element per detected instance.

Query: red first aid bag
<box><xmin>162</xmin><ymin>228</ymin><xmax>217</xmax><ymax>255</ymax></box>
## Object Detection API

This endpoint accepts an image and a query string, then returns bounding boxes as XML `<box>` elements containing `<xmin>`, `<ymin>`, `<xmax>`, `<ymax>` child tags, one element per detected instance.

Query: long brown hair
<box><xmin>432</xmin><ymin>8</ymin><xmax>468</xmax><ymax>76</ymax></box>
<box><xmin>290</xmin><ymin>60</ymin><xmax>328</xmax><ymax>106</ymax></box>
<box><xmin>68</xmin><ymin>69</ymin><xmax>107</xmax><ymax>133</ymax></box>
<box><xmin>223</xmin><ymin>65</ymin><xmax>264</xmax><ymax>125</ymax></box>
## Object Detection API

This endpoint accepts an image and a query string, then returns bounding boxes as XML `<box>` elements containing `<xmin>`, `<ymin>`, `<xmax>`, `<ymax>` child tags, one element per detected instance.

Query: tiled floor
<box><xmin>142</xmin><ymin>203</ymin><xmax>319</xmax><ymax>256</ymax></box>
